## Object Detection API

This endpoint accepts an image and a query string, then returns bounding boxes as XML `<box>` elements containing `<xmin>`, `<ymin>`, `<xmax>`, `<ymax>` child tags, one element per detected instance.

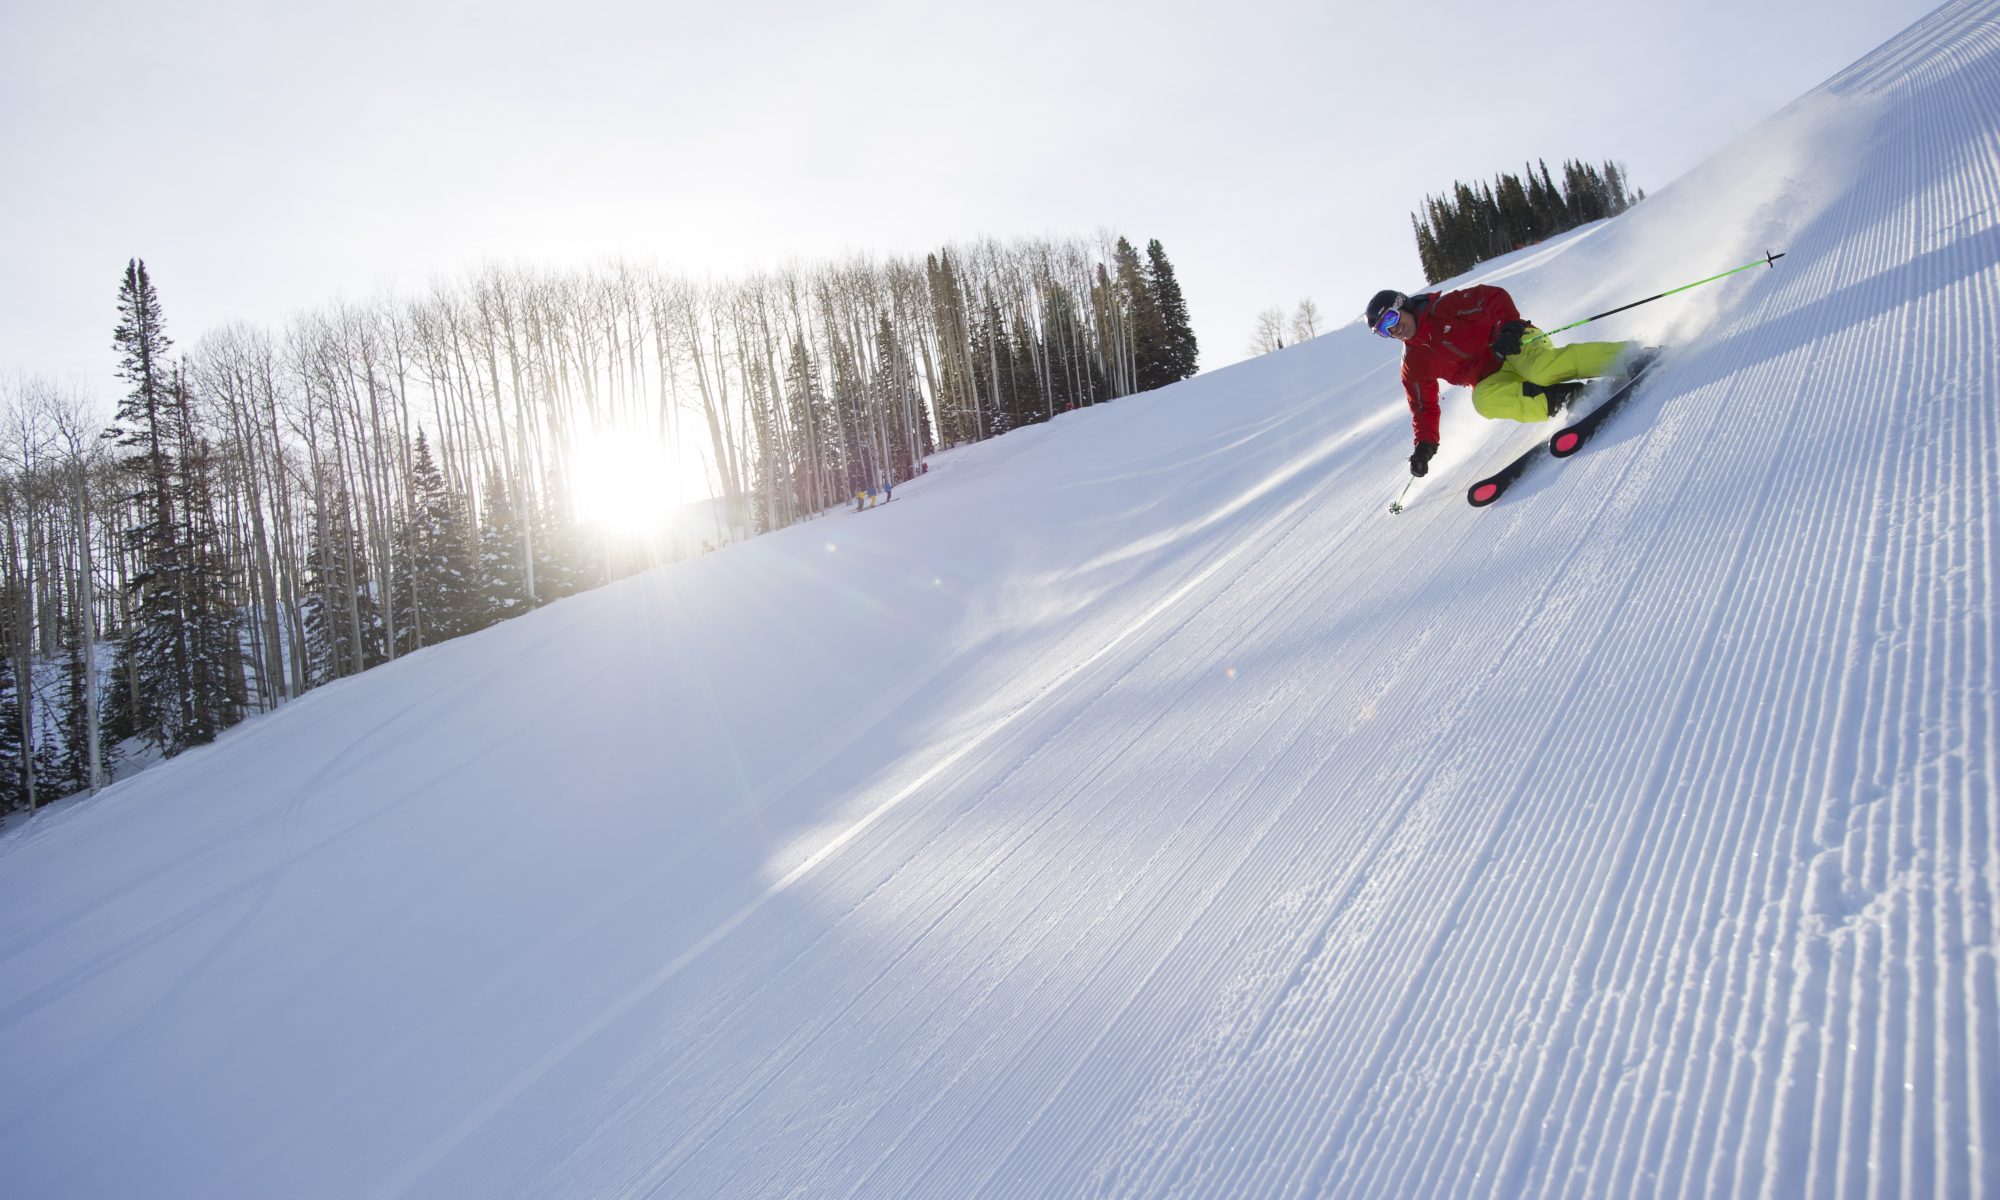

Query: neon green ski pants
<box><xmin>1472</xmin><ymin>333</ymin><xmax>1635</xmax><ymax>422</ymax></box>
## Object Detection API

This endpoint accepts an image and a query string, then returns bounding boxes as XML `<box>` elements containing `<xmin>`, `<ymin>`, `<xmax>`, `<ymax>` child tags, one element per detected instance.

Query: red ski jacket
<box><xmin>1397</xmin><ymin>285</ymin><xmax>1522</xmax><ymax>444</ymax></box>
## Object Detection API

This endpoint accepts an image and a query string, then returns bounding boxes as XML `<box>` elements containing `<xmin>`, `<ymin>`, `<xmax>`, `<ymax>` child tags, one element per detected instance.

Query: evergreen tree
<box><xmin>301</xmin><ymin>480</ymin><xmax>383</xmax><ymax>685</ymax></box>
<box><xmin>1525</xmin><ymin>161</ymin><xmax>1563</xmax><ymax>243</ymax></box>
<box><xmin>474</xmin><ymin>467</ymin><xmax>532</xmax><ymax>626</ymax></box>
<box><xmin>1479</xmin><ymin>182</ymin><xmax>1505</xmax><ymax>260</ymax></box>
<box><xmin>969</xmin><ymin>297</ymin><xmax>1019</xmax><ymax>435</ymax></box>
<box><xmin>783</xmin><ymin>335</ymin><xmax>838</xmax><ymax>507</ymax></box>
<box><xmin>1038</xmin><ymin>285</ymin><xmax>1096</xmax><ymax>413</ymax></box>
<box><xmin>170</xmin><ymin>368</ymin><xmax>244</xmax><ymax>747</ymax></box>
<box><xmin>1145</xmin><ymin>240</ymin><xmax>1198</xmax><ymax>382</ymax></box>
<box><xmin>1112</xmin><ymin>238</ymin><xmax>1170</xmax><ymax>391</ymax></box>
<box><xmin>529</xmin><ymin>460</ymin><xmax>598</xmax><ymax>605</ymax></box>
<box><xmin>924</xmin><ymin>252</ymin><xmax>979</xmax><ymax>446</ymax></box>
<box><xmin>1413</xmin><ymin>213</ymin><xmax>1443</xmax><ymax>283</ymax></box>
<box><xmin>823</xmin><ymin>326</ymin><xmax>871</xmax><ymax>492</ymax></box>
<box><xmin>47</xmin><ymin>614</ymin><xmax>100</xmax><ymax>797</ymax></box>
<box><xmin>1451</xmin><ymin>182</ymin><xmax>1484</xmax><ymax>268</ymax></box>
<box><xmin>1494</xmin><ymin>172</ymin><xmax>1534</xmax><ymax>249</ymax></box>
<box><xmin>744</xmin><ymin>359</ymin><xmax>783</xmax><ymax>533</ymax></box>
<box><xmin>101</xmin><ymin>630</ymin><xmax>139</xmax><ymax>749</ymax></box>
<box><xmin>1411</xmin><ymin>157</ymin><xmax>1642</xmax><ymax>281</ymax></box>
<box><xmin>108</xmin><ymin>260</ymin><xmax>198</xmax><ymax>753</ymax></box>
<box><xmin>393</xmin><ymin>431</ymin><xmax>476</xmax><ymax>652</ymax></box>
<box><xmin>869</xmin><ymin>313</ymin><xmax>925</xmax><ymax>479</ymax></box>
<box><xmin>1009</xmin><ymin>312</ymin><xmax>1046</xmax><ymax>425</ymax></box>
<box><xmin>1538</xmin><ymin>159</ymin><xmax>1567</xmax><ymax>228</ymax></box>
<box><xmin>1603</xmin><ymin>161</ymin><xmax>1634</xmax><ymax>214</ymax></box>
<box><xmin>0</xmin><ymin>643</ymin><xmax>22</xmax><ymax>812</ymax></box>
<box><xmin>1563</xmin><ymin>160</ymin><xmax>1603</xmax><ymax>223</ymax></box>
<box><xmin>31</xmin><ymin>701</ymin><xmax>66</xmax><ymax>807</ymax></box>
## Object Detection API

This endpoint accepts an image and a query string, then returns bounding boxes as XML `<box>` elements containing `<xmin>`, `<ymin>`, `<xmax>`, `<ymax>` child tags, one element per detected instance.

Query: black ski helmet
<box><xmin>1365</xmin><ymin>289</ymin><xmax>1408</xmax><ymax>330</ymax></box>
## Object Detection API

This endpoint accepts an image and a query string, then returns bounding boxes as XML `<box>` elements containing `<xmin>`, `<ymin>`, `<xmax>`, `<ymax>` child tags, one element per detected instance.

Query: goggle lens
<box><xmin>1373</xmin><ymin>307</ymin><xmax>1401</xmax><ymax>336</ymax></box>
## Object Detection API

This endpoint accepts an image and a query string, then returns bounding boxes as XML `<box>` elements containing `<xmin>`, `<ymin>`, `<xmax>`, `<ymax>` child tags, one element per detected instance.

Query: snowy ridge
<box><xmin>2</xmin><ymin>4</ymin><xmax>1996</xmax><ymax>1197</ymax></box>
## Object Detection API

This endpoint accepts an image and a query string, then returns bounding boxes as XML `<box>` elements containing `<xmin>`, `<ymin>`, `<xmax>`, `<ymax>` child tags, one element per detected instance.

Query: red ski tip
<box><xmin>1470</xmin><ymin>482</ymin><xmax>1499</xmax><ymax>506</ymax></box>
<box><xmin>1552</xmin><ymin>431</ymin><xmax>1580</xmax><ymax>456</ymax></box>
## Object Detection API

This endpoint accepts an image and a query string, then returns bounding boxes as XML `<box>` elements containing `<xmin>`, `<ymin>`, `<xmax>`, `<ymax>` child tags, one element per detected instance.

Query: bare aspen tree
<box><xmin>0</xmin><ymin>394</ymin><xmax>54</xmax><ymax>807</ymax></box>
<box><xmin>663</xmin><ymin>273</ymin><xmax>747</xmax><ymax>533</ymax></box>
<box><xmin>196</xmin><ymin>326</ymin><xmax>291</xmax><ymax>708</ymax></box>
<box><xmin>473</xmin><ymin>270</ymin><xmax>536</xmax><ymax>603</ymax></box>
<box><xmin>47</xmin><ymin>387</ymin><xmax>109</xmax><ymax>791</ymax></box>
<box><xmin>1291</xmin><ymin>299</ymin><xmax>1323</xmax><ymax>344</ymax></box>
<box><xmin>1249</xmin><ymin>308</ymin><xmax>1288</xmax><ymax>356</ymax></box>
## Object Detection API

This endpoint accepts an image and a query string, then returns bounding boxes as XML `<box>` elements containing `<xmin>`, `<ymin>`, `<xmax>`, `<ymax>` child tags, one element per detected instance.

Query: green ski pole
<box><xmin>1527</xmin><ymin>250</ymin><xmax>1785</xmax><ymax>344</ymax></box>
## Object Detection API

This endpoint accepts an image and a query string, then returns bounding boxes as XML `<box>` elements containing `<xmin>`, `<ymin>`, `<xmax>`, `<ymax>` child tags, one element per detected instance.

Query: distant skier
<box><xmin>882</xmin><ymin>479</ymin><xmax>893</xmax><ymax>503</ymax></box>
<box><xmin>1365</xmin><ymin>286</ymin><xmax>1642</xmax><ymax>478</ymax></box>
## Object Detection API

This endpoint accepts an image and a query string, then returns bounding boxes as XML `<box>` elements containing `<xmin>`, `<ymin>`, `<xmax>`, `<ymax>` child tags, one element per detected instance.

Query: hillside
<box><xmin>2</xmin><ymin>3</ymin><xmax>1994</xmax><ymax>1196</ymax></box>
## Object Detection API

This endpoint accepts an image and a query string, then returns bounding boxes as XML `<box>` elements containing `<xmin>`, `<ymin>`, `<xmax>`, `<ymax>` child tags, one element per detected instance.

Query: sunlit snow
<box><xmin>3</xmin><ymin>5</ymin><xmax>1995</xmax><ymax>1196</ymax></box>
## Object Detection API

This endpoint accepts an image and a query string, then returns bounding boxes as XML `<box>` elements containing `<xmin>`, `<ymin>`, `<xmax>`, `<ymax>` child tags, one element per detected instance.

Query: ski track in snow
<box><xmin>2</xmin><ymin>5</ymin><xmax>1997</xmax><ymax>1198</ymax></box>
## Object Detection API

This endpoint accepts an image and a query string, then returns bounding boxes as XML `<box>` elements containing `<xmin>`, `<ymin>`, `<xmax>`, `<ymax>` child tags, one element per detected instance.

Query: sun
<box><xmin>566</xmin><ymin>429</ymin><xmax>680</xmax><ymax>539</ymax></box>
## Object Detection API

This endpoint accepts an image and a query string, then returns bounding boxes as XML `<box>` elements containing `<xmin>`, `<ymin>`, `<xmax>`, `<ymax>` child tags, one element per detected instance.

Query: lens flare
<box><xmin>567</xmin><ymin>430</ymin><xmax>677</xmax><ymax>538</ymax></box>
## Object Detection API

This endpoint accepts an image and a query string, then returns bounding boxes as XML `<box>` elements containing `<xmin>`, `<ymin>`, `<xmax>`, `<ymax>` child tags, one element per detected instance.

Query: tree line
<box><xmin>1247</xmin><ymin>299</ymin><xmax>1323</xmax><ymax>357</ymax></box>
<box><xmin>1411</xmin><ymin>159</ymin><xmax>1641</xmax><ymax>283</ymax></box>
<box><xmin>0</xmin><ymin>233</ymin><xmax>1199</xmax><ymax>815</ymax></box>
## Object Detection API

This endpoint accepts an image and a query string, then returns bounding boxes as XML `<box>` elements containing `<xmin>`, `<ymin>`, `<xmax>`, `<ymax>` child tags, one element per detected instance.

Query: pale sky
<box><xmin>1</xmin><ymin>0</ymin><xmax>1941</xmax><ymax>406</ymax></box>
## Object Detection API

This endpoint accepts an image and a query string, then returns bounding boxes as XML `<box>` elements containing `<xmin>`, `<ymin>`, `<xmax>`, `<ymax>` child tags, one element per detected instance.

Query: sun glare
<box><xmin>567</xmin><ymin>431</ymin><xmax>679</xmax><ymax>539</ymax></box>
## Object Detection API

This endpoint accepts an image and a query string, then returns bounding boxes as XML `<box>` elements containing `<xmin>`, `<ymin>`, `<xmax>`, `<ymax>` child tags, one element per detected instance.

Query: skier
<box><xmin>1365</xmin><ymin>286</ymin><xmax>1642</xmax><ymax>478</ymax></box>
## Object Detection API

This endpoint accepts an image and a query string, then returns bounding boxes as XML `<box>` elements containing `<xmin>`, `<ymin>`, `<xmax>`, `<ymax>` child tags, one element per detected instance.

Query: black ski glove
<box><xmin>1491</xmin><ymin>319</ymin><xmax>1531</xmax><ymax>358</ymax></box>
<box><xmin>1408</xmin><ymin>441</ymin><xmax>1438</xmax><ymax>478</ymax></box>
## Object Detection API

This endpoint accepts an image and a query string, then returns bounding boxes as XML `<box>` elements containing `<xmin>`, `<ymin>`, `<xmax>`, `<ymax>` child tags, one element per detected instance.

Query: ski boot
<box><xmin>1524</xmin><ymin>380</ymin><xmax>1587</xmax><ymax>419</ymax></box>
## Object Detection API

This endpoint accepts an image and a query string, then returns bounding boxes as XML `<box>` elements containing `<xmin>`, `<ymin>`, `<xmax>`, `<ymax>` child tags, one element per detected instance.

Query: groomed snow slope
<box><xmin>3</xmin><ymin>4</ymin><xmax>1996</xmax><ymax>1196</ymax></box>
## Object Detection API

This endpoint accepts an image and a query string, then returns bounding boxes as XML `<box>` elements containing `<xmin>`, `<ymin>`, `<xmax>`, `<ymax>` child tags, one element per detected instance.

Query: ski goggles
<box><xmin>1370</xmin><ymin>292</ymin><xmax>1408</xmax><ymax>336</ymax></box>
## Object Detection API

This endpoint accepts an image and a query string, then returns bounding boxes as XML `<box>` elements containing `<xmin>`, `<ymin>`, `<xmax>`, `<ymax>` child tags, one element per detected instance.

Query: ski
<box><xmin>1464</xmin><ymin>439</ymin><xmax>1546</xmax><ymax>508</ymax></box>
<box><xmin>1548</xmin><ymin>363</ymin><xmax>1654</xmax><ymax>459</ymax></box>
<box><xmin>1465</xmin><ymin>358</ymin><xmax>1660</xmax><ymax>507</ymax></box>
